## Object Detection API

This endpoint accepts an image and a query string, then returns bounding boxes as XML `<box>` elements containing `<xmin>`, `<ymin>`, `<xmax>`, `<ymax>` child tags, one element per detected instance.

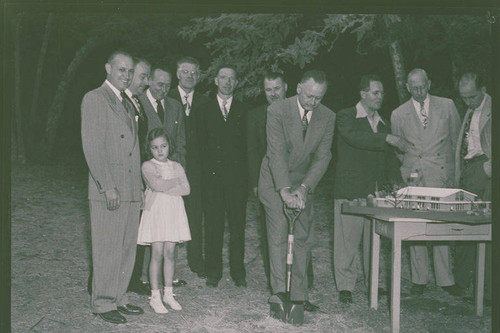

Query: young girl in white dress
<box><xmin>137</xmin><ymin>128</ymin><xmax>191</xmax><ymax>314</ymax></box>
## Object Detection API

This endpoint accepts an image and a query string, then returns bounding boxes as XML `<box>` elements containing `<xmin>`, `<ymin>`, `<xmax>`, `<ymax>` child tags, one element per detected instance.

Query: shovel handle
<box><xmin>283</xmin><ymin>205</ymin><xmax>302</xmax><ymax>224</ymax></box>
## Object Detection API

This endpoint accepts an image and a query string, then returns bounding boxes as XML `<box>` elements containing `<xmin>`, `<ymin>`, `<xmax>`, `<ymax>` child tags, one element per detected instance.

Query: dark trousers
<box><xmin>203</xmin><ymin>183</ymin><xmax>247</xmax><ymax>281</ymax></box>
<box><xmin>454</xmin><ymin>155</ymin><xmax>491</xmax><ymax>297</ymax></box>
<box><xmin>129</xmin><ymin>245</ymin><xmax>147</xmax><ymax>287</ymax></box>
<box><xmin>184</xmin><ymin>181</ymin><xmax>205</xmax><ymax>273</ymax></box>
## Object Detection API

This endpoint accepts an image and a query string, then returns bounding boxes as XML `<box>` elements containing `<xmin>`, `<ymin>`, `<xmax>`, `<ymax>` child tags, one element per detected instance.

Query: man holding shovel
<box><xmin>258</xmin><ymin>70</ymin><xmax>335</xmax><ymax>318</ymax></box>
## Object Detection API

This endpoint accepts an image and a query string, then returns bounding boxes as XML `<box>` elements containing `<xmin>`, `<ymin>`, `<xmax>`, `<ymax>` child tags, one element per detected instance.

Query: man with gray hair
<box><xmin>258</xmin><ymin>70</ymin><xmax>335</xmax><ymax>310</ymax></box>
<box><xmin>391</xmin><ymin>68</ymin><xmax>462</xmax><ymax>296</ymax></box>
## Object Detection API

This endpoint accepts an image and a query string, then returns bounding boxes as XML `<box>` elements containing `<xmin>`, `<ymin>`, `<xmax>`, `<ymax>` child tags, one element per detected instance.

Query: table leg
<box><xmin>370</xmin><ymin>219</ymin><xmax>380</xmax><ymax>309</ymax></box>
<box><xmin>475</xmin><ymin>242</ymin><xmax>485</xmax><ymax>316</ymax></box>
<box><xmin>391</xmin><ymin>230</ymin><xmax>402</xmax><ymax>333</ymax></box>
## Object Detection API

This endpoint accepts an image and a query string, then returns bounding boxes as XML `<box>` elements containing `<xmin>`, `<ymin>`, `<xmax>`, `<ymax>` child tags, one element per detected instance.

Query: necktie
<box><xmin>419</xmin><ymin>101</ymin><xmax>428</xmax><ymax>129</ymax></box>
<box><xmin>461</xmin><ymin>109</ymin><xmax>474</xmax><ymax>159</ymax></box>
<box><xmin>156</xmin><ymin>99</ymin><xmax>165</xmax><ymax>123</ymax></box>
<box><xmin>120</xmin><ymin>91</ymin><xmax>134</xmax><ymax>129</ymax></box>
<box><xmin>222</xmin><ymin>100</ymin><xmax>229</xmax><ymax>121</ymax></box>
<box><xmin>132</xmin><ymin>95</ymin><xmax>145</xmax><ymax>121</ymax></box>
<box><xmin>184</xmin><ymin>95</ymin><xmax>191</xmax><ymax>117</ymax></box>
<box><xmin>302</xmin><ymin>110</ymin><xmax>309</xmax><ymax>138</ymax></box>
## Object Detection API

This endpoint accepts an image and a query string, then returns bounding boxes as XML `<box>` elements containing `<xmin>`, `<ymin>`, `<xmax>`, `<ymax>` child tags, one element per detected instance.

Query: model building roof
<box><xmin>396</xmin><ymin>187</ymin><xmax>477</xmax><ymax>197</ymax></box>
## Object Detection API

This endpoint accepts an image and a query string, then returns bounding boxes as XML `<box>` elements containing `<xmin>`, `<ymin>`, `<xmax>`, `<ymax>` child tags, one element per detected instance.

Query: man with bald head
<box><xmin>391</xmin><ymin>68</ymin><xmax>462</xmax><ymax>296</ymax></box>
<box><xmin>139</xmin><ymin>66</ymin><xmax>186</xmax><ymax>167</ymax></box>
<box><xmin>258</xmin><ymin>70</ymin><xmax>335</xmax><ymax>310</ymax></box>
<box><xmin>82</xmin><ymin>50</ymin><xmax>144</xmax><ymax>324</ymax></box>
<box><xmin>454</xmin><ymin>72</ymin><xmax>491</xmax><ymax>303</ymax></box>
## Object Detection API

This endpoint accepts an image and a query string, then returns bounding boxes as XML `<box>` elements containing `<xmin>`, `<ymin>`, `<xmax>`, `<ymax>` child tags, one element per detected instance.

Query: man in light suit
<box><xmin>334</xmin><ymin>75</ymin><xmax>407</xmax><ymax>304</ymax></box>
<box><xmin>258</xmin><ymin>70</ymin><xmax>335</xmax><ymax>308</ymax></box>
<box><xmin>198</xmin><ymin>65</ymin><xmax>249</xmax><ymax>288</ymax></box>
<box><xmin>453</xmin><ymin>72</ymin><xmax>491</xmax><ymax>303</ymax></box>
<box><xmin>168</xmin><ymin>57</ymin><xmax>209</xmax><ymax>279</ymax></box>
<box><xmin>391</xmin><ymin>68</ymin><xmax>462</xmax><ymax>296</ymax></box>
<box><xmin>81</xmin><ymin>50</ymin><xmax>144</xmax><ymax>324</ymax></box>
<box><xmin>139</xmin><ymin>67</ymin><xmax>186</xmax><ymax>167</ymax></box>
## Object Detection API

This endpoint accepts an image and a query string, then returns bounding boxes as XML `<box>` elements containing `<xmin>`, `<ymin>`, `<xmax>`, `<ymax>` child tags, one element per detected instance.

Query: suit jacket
<box><xmin>168</xmin><ymin>88</ymin><xmax>209</xmax><ymax>187</ymax></box>
<box><xmin>258</xmin><ymin>96</ymin><xmax>335</xmax><ymax>195</ymax></box>
<box><xmin>391</xmin><ymin>95</ymin><xmax>461</xmax><ymax>187</ymax></box>
<box><xmin>455</xmin><ymin>94</ymin><xmax>492</xmax><ymax>183</ymax></box>
<box><xmin>247</xmin><ymin>103</ymin><xmax>268</xmax><ymax>190</ymax></box>
<box><xmin>197</xmin><ymin>96</ymin><xmax>249</xmax><ymax>187</ymax></box>
<box><xmin>81</xmin><ymin>82</ymin><xmax>143</xmax><ymax>201</ymax></box>
<box><xmin>138</xmin><ymin>92</ymin><xmax>186</xmax><ymax>167</ymax></box>
<box><xmin>334</xmin><ymin>106</ymin><xmax>401</xmax><ymax>200</ymax></box>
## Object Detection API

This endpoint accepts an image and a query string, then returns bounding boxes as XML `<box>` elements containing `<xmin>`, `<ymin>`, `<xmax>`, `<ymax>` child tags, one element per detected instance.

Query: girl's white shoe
<box><xmin>163</xmin><ymin>293</ymin><xmax>182</xmax><ymax>311</ymax></box>
<box><xmin>149</xmin><ymin>295</ymin><xmax>168</xmax><ymax>314</ymax></box>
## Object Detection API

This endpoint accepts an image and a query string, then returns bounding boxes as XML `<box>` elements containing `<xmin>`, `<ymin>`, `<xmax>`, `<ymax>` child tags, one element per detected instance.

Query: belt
<box><xmin>464</xmin><ymin>154</ymin><xmax>486</xmax><ymax>165</ymax></box>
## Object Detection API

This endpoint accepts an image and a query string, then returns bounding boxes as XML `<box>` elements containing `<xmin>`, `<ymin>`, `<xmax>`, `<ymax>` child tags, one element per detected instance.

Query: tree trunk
<box><xmin>29</xmin><ymin>13</ymin><xmax>54</xmax><ymax>123</ymax></box>
<box><xmin>13</xmin><ymin>14</ymin><xmax>26</xmax><ymax>164</ymax></box>
<box><xmin>41</xmin><ymin>36</ymin><xmax>101</xmax><ymax>159</ymax></box>
<box><xmin>388</xmin><ymin>39</ymin><xmax>408</xmax><ymax>104</ymax></box>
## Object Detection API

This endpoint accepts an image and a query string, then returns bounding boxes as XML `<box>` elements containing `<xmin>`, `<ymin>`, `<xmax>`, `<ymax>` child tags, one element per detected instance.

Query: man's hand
<box><xmin>253</xmin><ymin>187</ymin><xmax>258</xmax><ymax>197</ymax></box>
<box><xmin>386</xmin><ymin>134</ymin><xmax>415</xmax><ymax>153</ymax></box>
<box><xmin>105</xmin><ymin>188</ymin><xmax>121</xmax><ymax>210</ymax></box>
<box><xmin>279</xmin><ymin>187</ymin><xmax>302</xmax><ymax>209</ymax></box>
<box><xmin>291</xmin><ymin>185</ymin><xmax>308</xmax><ymax>210</ymax></box>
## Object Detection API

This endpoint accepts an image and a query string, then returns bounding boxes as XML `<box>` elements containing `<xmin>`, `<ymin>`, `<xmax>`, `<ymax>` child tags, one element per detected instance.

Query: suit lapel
<box><xmin>140</xmin><ymin>94</ymin><xmax>162</xmax><ymax>129</ymax></box>
<box><xmin>101</xmin><ymin>84</ymin><xmax>132</xmax><ymax>129</ymax></box>
<box><xmin>479</xmin><ymin>95</ymin><xmax>491</xmax><ymax>132</ymax></box>
<box><xmin>285</xmin><ymin>97</ymin><xmax>305</xmax><ymax>149</ymax></box>
<box><xmin>304</xmin><ymin>105</ymin><xmax>326</xmax><ymax>147</ymax></box>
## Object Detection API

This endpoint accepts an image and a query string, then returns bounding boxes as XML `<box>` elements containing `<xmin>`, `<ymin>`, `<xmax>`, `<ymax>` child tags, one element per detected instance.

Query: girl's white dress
<box><xmin>137</xmin><ymin>159</ymin><xmax>191</xmax><ymax>244</ymax></box>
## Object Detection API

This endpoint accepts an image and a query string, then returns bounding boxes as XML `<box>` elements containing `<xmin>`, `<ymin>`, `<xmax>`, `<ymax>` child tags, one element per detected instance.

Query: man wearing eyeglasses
<box><xmin>391</xmin><ymin>68</ymin><xmax>462</xmax><ymax>297</ymax></box>
<box><xmin>169</xmin><ymin>57</ymin><xmax>209</xmax><ymax>279</ymax></box>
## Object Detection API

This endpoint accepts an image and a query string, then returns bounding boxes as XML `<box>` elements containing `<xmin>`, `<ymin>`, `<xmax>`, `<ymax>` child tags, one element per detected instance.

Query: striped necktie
<box><xmin>222</xmin><ymin>100</ymin><xmax>229</xmax><ymax>121</ymax></box>
<box><xmin>184</xmin><ymin>95</ymin><xmax>191</xmax><ymax>116</ymax></box>
<box><xmin>419</xmin><ymin>101</ymin><xmax>428</xmax><ymax>129</ymax></box>
<box><xmin>302</xmin><ymin>110</ymin><xmax>309</xmax><ymax>138</ymax></box>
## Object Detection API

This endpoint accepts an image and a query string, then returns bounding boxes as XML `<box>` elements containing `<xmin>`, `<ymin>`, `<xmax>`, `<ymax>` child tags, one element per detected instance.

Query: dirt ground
<box><xmin>11</xmin><ymin>159</ymin><xmax>491</xmax><ymax>332</ymax></box>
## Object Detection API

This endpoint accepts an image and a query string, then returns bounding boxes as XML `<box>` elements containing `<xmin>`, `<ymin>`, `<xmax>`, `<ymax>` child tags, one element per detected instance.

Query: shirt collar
<box><xmin>105</xmin><ymin>80</ymin><xmax>122</xmax><ymax>101</ymax></box>
<box><xmin>473</xmin><ymin>93</ymin><xmax>488</xmax><ymax>112</ymax></box>
<box><xmin>217</xmin><ymin>94</ymin><xmax>233</xmax><ymax>110</ymax></box>
<box><xmin>356</xmin><ymin>101</ymin><xmax>385</xmax><ymax>127</ymax></box>
<box><xmin>147</xmin><ymin>88</ymin><xmax>163</xmax><ymax>107</ymax></box>
<box><xmin>178</xmin><ymin>86</ymin><xmax>193</xmax><ymax>99</ymax></box>
<box><xmin>411</xmin><ymin>95</ymin><xmax>429</xmax><ymax>110</ymax></box>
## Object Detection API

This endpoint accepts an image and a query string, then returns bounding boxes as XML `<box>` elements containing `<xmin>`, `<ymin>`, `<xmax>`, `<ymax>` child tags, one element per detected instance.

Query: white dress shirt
<box><xmin>147</xmin><ymin>89</ymin><xmax>164</xmax><ymax>112</ymax></box>
<box><xmin>296</xmin><ymin>97</ymin><xmax>313</xmax><ymax>123</ymax></box>
<box><xmin>464</xmin><ymin>93</ymin><xmax>487</xmax><ymax>159</ymax></box>
<box><xmin>217</xmin><ymin>95</ymin><xmax>233</xmax><ymax>118</ymax></box>
<box><xmin>411</xmin><ymin>95</ymin><xmax>430</xmax><ymax>125</ymax></box>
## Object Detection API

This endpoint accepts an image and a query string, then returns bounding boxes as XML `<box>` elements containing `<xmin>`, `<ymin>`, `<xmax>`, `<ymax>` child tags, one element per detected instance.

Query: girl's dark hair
<box><xmin>144</xmin><ymin>128</ymin><xmax>173</xmax><ymax>160</ymax></box>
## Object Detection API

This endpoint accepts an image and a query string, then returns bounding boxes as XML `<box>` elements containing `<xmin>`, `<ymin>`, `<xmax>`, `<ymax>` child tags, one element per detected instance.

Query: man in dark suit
<box><xmin>81</xmin><ymin>50</ymin><xmax>144</xmax><ymax>324</ymax></box>
<box><xmin>258</xmin><ymin>70</ymin><xmax>335</xmax><ymax>309</ymax></box>
<box><xmin>168</xmin><ymin>57</ymin><xmax>208</xmax><ymax>279</ymax></box>
<box><xmin>198</xmin><ymin>65</ymin><xmax>249</xmax><ymax>288</ymax></box>
<box><xmin>333</xmin><ymin>75</ymin><xmax>408</xmax><ymax>304</ymax></box>
<box><xmin>138</xmin><ymin>66</ymin><xmax>187</xmax><ymax>287</ymax></box>
<box><xmin>139</xmin><ymin>67</ymin><xmax>186</xmax><ymax>167</ymax></box>
<box><xmin>454</xmin><ymin>72</ymin><xmax>492</xmax><ymax>304</ymax></box>
<box><xmin>124</xmin><ymin>58</ymin><xmax>152</xmax><ymax>296</ymax></box>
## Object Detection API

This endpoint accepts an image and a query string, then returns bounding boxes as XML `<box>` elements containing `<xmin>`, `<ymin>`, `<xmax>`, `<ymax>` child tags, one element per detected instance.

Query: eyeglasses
<box><xmin>180</xmin><ymin>69</ymin><xmax>199</xmax><ymax>76</ymax></box>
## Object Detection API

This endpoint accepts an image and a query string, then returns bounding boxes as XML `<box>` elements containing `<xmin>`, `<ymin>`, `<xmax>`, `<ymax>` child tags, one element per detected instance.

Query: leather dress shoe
<box><xmin>339</xmin><ymin>290</ymin><xmax>352</xmax><ymax>304</ymax></box>
<box><xmin>117</xmin><ymin>304</ymin><xmax>144</xmax><ymax>315</ymax></box>
<box><xmin>173</xmin><ymin>279</ymin><xmax>187</xmax><ymax>287</ymax></box>
<box><xmin>206</xmin><ymin>278</ymin><xmax>219</xmax><ymax>287</ymax></box>
<box><xmin>128</xmin><ymin>282</ymin><xmax>150</xmax><ymax>295</ymax></box>
<box><xmin>410</xmin><ymin>283</ymin><xmax>425</xmax><ymax>295</ymax></box>
<box><xmin>304</xmin><ymin>301</ymin><xmax>320</xmax><ymax>312</ymax></box>
<box><xmin>442</xmin><ymin>284</ymin><xmax>463</xmax><ymax>297</ymax></box>
<box><xmin>234</xmin><ymin>278</ymin><xmax>247</xmax><ymax>287</ymax></box>
<box><xmin>97</xmin><ymin>310</ymin><xmax>126</xmax><ymax>324</ymax></box>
